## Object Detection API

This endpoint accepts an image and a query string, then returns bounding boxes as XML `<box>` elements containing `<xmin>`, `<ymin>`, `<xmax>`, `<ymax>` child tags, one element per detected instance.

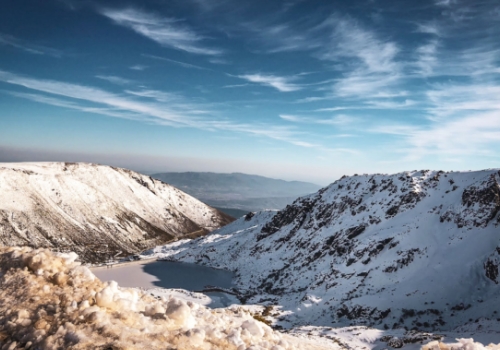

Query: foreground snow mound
<box><xmin>423</xmin><ymin>339</ymin><xmax>500</xmax><ymax>350</ymax></box>
<box><xmin>145</xmin><ymin>169</ymin><xmax>500</xmax><ymax>331</ymax></box>
<box><xmin>0</xmin><ymin>247</ymin><xmax>334</xmax><ymax>350</ymax></box>
<box><xmin>0</xmin><ymin>162</ymin><xmax>233</xmax><ymax>262</ymax></box>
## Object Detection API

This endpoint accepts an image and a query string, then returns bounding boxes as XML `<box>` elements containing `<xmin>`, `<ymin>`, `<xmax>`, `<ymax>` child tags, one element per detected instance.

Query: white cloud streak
<box><xmin>100</xmin><ymin>8</ymin><xmax>221</xmax><ymax>55</ymax></box>
<box><xmin>5</xmin><ymin>91</ymin><xmax>143</xmax><ymax>121</ymax></box>
<box><xmin>279</xmin><ymin>114</ymin><xmax>358</xmax><ymax>125</ymax></box>
<box><xmin>238</xmin><ymin>74</ymin><xmax>301</xmax><ymax>92</ymax></box>
<box><xmin>129</xmin><ymin>65</ymin><xmax>147</xmax><ymax>71</ymax></box>
<box><xmin>0</xmin><ymin>70</ymin><xmax>319</xmax><ymax>150</ymax></box>
<box><xmin>95</xmin><ymin>75</ymin><xmax>133</xmax><ymax>85</ymax></box>
<box><xmin>370</xmin><ymin>82</ymin><xmax>500</xmax><ymax>160</ymax></box>
<box><xmin>0</xmin><ymin>33</ymin><xmax>63</xmax><ymax>57</ymax></box>
<box><xmin>318</xmin><ymin>17</ymin><xmax>403</xmax><ymax>99</ymax></box>
<box><xmin>414</xmin><ymin>40</ymin><xmax>439</xmax><ymax>76</ymax></box>
<box><xmin>142</xmin><ymin>54</ymin><xmax>210</xmax><ymax>70</ymax></box>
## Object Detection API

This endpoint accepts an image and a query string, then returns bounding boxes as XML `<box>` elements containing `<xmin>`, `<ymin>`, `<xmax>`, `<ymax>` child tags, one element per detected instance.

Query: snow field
<box><xmin>422</xmin><ymin>339</ymin><xmax>500</xmax><ymax>350</ymax></box>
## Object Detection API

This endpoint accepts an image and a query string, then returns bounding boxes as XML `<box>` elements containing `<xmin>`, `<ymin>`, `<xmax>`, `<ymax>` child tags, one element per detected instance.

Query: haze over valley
<box><xmin>150</xmin><ymin>172</ymin><xmax>321</xmax><ymax>212</ymax></box>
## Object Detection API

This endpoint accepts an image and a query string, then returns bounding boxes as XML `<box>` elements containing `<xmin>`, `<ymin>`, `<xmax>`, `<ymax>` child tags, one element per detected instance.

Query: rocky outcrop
<box><xmin>440</xmin><ymin>172</ymin><xmax>500</xmax><ymax>228</ymax></box>
<box><xmin>484</xmin><ymin>247</ymin><xmax>500</xmax><ymax>284</ymax></box>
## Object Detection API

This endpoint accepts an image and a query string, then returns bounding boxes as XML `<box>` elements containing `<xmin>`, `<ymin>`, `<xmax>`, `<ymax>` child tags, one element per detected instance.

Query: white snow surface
<box><xmin>0</xmin><ymin>162</ymin><xmax>232</xmax><ymax>262</ymax></box>
<box><xmin>0</xmin><ymin>246</ymin><xmax>342</xmax><ymax>350</ymax></box>
<box><xmin>144</xmin><ymin>169</ymin><xmax>500</xmax><ymax>337</ymax></box>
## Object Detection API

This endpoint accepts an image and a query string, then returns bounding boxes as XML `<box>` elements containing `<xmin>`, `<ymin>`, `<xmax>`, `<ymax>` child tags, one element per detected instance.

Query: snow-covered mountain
<box><xmin>0</xmin><ymin>162</ymin><xmax>233</xmax><ymax>262</ymax></box>
<box><xmin>145</xmin><ymin>169</ymin><xmax>500</xmax><ymax>332</ymax></box>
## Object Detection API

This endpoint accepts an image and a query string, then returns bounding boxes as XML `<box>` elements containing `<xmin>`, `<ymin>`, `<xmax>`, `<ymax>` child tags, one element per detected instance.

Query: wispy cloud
<box><xmin>0</xmin><ymin>33</ymin><xmax>63</xmax><ymax>57</ymax></box>
<box><xmin>366</xmin><ymin>99</ymin><xmax>416</xmax><ymax>109</ymax></box>
<box><xmin>435</xmin><ymin>0</ymin><xmax>457</xmax><ymax>6</ymax></box>
<box><xmin>0</xmin><ymin>70</ymin><xmax>197</xmax><ymax>126</ymax></box>
<box><xmin>415</xmin><ymin>22</ymin><xmax>441</xmax><ymax>36</ymax></box>
<box><xmin>5</xmin><ymin>91</ymin><xmax>143</xmax><ymax>120</ymax></box>
<box><xmin>319</xmin><ymin>17</ymin><xmax>399</xmax><ymax>74</ymax></box>
<box><xmin>238</xmin><ymin>74</ymin><xmax>301</xmax><ymax>92</ymax></box>
<box><xmin>125</xmin><ymin>89</ymin><xmax>181</xmax><ymax>102</ymax></box>
<box><xmin>279</xmin><ymin>114</ymin><xmax>358</xmax><ymax>125</ymax></box>
<box><xmin>426</xmin><ymin>83</ymin><xmax>500</xmax><ymax>120</ymax></box>
<box><xmin>261</xmin><ymin>23</ymin><xmax>321</xmax><ymax>53</ymax></box>
<box><xmin>223</xmin><ymin>83</ymin><xmax>249</xmax><ymax>88</ymax></box>
<box><xmin>99</xmin><ymin>8</ymin><xmax>221</xmax><ymax>55</ymax></box>
<box><xmin>142</xmin><ymin>54</ymin><xmax>210</xmax><ymax>70</ymax></box>
<box><xmin>125</xmin><ymin>89</ymin><xmax>211</xmax><ymax>114</ymax></box>
<box><xmin>129</xmin><ymin>65</ymin><xmax>147</xmax><ymax>71</ymax></box>
<box><xmin>246</xmin><ymin>15</ymin><xmax>405</xmax><ymax>100</ymax></box>
<box><xmin>208</xmin><ymin>57</ymin><xmax>230</xmax><ymax>65</ymax></box>
<box><xmin>373</xmin><ymin>112</ymin><xmax>500</xmax><ymax>161</ymax></box>
<box><xmin>279</xmin><ymin>114</ymin><xmax>302</xmax><ymax>122</ymax></box>
<box><xmin>414</xmin><ymin>40</ymin><xmax>439</xmax><ymax>76</ymax></box>
<box><xmin>370</xmin><ymin>81</ymin><xmax>500</xmax><ymax>160</ymax></box>
<box><xmin>319</xmin><ymin>17</ymin><xmax>403</xmax><ymax>99</ymax></box>
<box><xmin>95</xmin><ymin>75</ymin><xmax>133</xmax><ymax>85</ymax></box>
<box><xmin>0</xmin><ymin>70</ymin><xmax>320</xmax><ymax>150</ymax></box>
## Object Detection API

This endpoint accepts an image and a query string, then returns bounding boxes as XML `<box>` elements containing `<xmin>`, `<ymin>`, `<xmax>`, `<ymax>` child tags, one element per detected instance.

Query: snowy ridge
<box><xmin>0</xmin><ymin>162</ymin><xmax>233</xmax><ymax>262</ymax></box>
<box><xmin>145</xmin><ymin>169</ymin><xmax>500</xmax><ymax>333</ymax></box>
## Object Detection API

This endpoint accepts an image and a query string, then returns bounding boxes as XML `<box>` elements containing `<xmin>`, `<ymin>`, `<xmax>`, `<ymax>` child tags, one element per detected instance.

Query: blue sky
<box><xmin>1</xmin><ymin>0</ymin><xmax>499</xmax><ymax>184</ymax></box>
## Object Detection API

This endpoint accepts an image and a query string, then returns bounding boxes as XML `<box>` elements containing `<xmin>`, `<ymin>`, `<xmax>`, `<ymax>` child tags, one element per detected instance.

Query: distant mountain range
<box><xmin>150</xmin><ymin>172</ymin><xmax>322</xmax><ymax>212</ymax></box>
<box><xmin>0</xmin><ymin>163</ymin><xmax>233</xmax><ymax>262</ymax></box>
<box><xmin>145</xmin><ymin>169</ymin><xmax>500</xmax><ymax>332</ymax></box>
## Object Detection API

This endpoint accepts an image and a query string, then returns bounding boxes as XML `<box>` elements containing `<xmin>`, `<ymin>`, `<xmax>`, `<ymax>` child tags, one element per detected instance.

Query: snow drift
<box><xmin>0</xmin><ymin>162</ymin><xmax>233</xmax><ymax>262</ymax></box>
<box><xmin>144</xmin><ymin>169</ymin><xmax>500</xmax><ymax>333</ymax></box>
<box><xmin>0</xmin><ymin>247</ymin><xmax>338</xmax><ymax>350</ymax></box>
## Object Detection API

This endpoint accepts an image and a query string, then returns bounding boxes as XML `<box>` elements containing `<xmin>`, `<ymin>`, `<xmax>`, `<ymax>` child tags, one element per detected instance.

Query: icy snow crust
<box><xmin>0</xmin><ymin>247</ymin><xmax>338</xmax><ymax>350</ymax></box>
<box><xmin>145</xmin><ymin>170</ymin><xmax>500</xmax><ymax>334</ymax></box>
<box><xmin>0</xmin><ymin>162</ymin><xmax>232</xmax><ymax>262</ymax></box>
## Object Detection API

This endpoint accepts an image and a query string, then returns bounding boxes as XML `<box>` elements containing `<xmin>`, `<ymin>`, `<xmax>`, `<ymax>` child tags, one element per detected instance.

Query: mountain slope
<box><xmin>0</xmin><ymin>162</ymin><xmax>233</xmax><ymax>262</ymax></box>
<box><xmin>145</xmin><ymin>169</ymin><xmax>500</xmax><ymax>331</ymax></box>
<box><xmin>150</xmin><ymin>172</ymin><xmax>321</xmax><ymax>211</ymax></box>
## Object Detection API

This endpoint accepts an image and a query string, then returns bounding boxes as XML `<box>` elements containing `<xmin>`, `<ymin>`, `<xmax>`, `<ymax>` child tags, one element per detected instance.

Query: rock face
<box><xmin>145</xmin><ymin>169</ymin><xmax>500</xmax><ymax>331</ymax></box>
<box><xmin>0</xmin><ymin>162</ymin><xmax>233</xmax><ymax>262</ymax></box>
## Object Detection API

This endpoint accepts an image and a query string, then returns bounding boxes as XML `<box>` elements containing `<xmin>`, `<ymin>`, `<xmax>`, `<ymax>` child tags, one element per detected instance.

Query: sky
<box><xmin>1</xmin><ymin>0</ymin><xmax>499</xmax><ymax>185</ymax></box>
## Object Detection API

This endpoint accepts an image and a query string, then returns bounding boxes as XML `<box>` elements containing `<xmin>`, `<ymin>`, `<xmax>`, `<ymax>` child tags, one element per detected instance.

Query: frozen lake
<box><xmin>92</xmin><ymin>260</ymin><xmax>237</xmax><ymax>308</ymax></box>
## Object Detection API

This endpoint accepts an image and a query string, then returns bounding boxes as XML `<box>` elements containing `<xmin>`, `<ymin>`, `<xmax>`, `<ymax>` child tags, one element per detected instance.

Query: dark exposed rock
<box><xmin>441</xmin><ymin>174</ymin><xmax>500</xmax><ymax>228</ymax></box>
<box><xmin>388</xmin><ymin>337</ymin><xmax>404</xmax><ymax>348</ymax></box>
<box><xmin>336</xmin><ymin>304</ymin><xmax>390</xmax><ymax>322</ymax></box>
<box><xmin>346</xmin><ymin>224</ymin><xmax>367</xmax><ymax>239</ymax></box>
<box><xmin>259</xmin><ymin>197</ymin><xmax>317</xmax><ymax>241</ymax></box>
<box><xmin>244</xmin><ymin>212</ymin><xmax>255</xmax><ymax>221</ymax></box>
<box><xmin>485</xmin><ymin>259</ymin><xmax>499</xmax><ymax>284</ymax></box>
<box><xmin>384</xmin><ymin>248</ymin><xmax>421</xmax><ymax>273</ymax></box>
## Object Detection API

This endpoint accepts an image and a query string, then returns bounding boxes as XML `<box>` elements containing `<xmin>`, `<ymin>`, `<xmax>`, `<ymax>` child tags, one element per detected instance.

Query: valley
<box><xmin>150</xmin><ymin>172</ymin><xmax>321</xmax><ymax>212</ymax></box>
